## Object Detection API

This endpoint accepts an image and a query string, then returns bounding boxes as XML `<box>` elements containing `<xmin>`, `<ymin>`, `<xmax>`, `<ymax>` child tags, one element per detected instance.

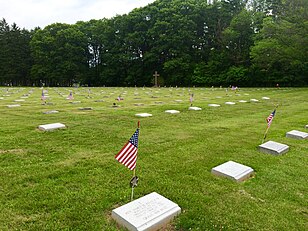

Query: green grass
<box><xmin>0</xmin><ymin>87</ymin><xmax>307</xmax><ymax>230</ymax></box>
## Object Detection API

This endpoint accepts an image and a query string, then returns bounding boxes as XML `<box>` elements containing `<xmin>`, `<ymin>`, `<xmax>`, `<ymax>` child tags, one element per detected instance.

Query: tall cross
<box><xmin>153</xmin><ymin>71</ymin><xmax>160</xmax><ymax>87</ymax></box>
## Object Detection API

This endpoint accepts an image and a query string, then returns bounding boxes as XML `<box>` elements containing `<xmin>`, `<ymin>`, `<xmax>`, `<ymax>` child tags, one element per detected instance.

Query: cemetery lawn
<box><xmin>0</xmin><ymin>87</ymin><xmax>307</xmax><ymax>230</ymax></box>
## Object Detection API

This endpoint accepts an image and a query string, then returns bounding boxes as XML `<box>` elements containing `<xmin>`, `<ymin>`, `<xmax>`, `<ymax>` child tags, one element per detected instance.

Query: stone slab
<box><xmin>258</xmin><ymin>141</ymin><xmax>289</xmax><ymax>155</ymax></box>
<box><xmin>305</xmin><ymin>125</ymin><xmax>308</xmax><ymax>129</ymax></box>
<box><xmin>286</xmin><ymin>130</ymin><xmax>308</xmax><ymax>140</ymax></box>
<box><xmin>225</xmin><ymin>102</ymin><xmax>236</xmax><ymax>105</ymax></box>
<box><xmin>135</xmin><ymin>113</ymin><xmax>152</xmax><ymax>117</ymax></box>
<box><xmin>165</xmin><ymin>110</ymin><xmax>180</xmax><ymax>114</ymax></box>
<box><xmin>262</xmin><ymin>97</ymin><xmax>270</xmax><ymax>100</ymax></box>
<box><xmin>238</xmin><ymin>100</ymin><xmax>247</xmax><ymax>103</ymax></box>
<box><xmin>7</xmin><ymin>104</ymin><xmax>21</xmax><ymax>108</ymax></box>
<box><xmin>112</xmin><ymin>192</ymin><xmax>181</xmax><ymax>231</ymax></box>
<box><xmin>188</xmin><ymin>106</ymin><xmax>202</xmax><ymax>111</ymax></box>
<box><xmin>78</xmin><ymin>107</ymin><xmax>93</xmax><ymax>110</ymax></box>
<box><xmin>38</xmin><ymin>123</ymin><xmax>66</xmax><ymax>131</ymax></box>
<box><xmin>208</xmin><ymin>104</ymin><xmax>220</xmax><ymax>107</ymax></box>
<box><xmin>250</xmin><ymin>99</ymin><xmax>259</xmax><ymax>102</ymax></box>
<box><xmin>211</xmin><ymin>161</ymin><xmax>254</xmax><ymax>182</ymax></box>
<box><xmin>14</xmin><ymin>99</ymin><xmax>25</xmax><ymax>102</ymax></box>
<box><xmin>43</xmin><ymin>110</ymin><xmax>59</xmax><ymax>114</ymax></box>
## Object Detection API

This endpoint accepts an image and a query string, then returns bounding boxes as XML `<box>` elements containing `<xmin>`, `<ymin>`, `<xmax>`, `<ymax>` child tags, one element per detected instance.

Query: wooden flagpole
<box><xmin>262</xmin><ymin>105</ymin><xmax>278</xmax><ymax>143</ymax></box>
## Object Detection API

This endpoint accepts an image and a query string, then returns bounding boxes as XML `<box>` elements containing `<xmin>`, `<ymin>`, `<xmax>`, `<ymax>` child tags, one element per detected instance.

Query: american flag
<box><xmin>190</xmin><ymin>93</ymin><xmax>194</xmax><ymax>104</ymax></box>
<box><xmin>266</xmin><ymin>109</ymin><xmax>276</xmax><ymax>127</ymax></box>
<box><xmin>115</xmin><ymin>128</ymin><xmax>139</xmax><ymax>171</ymax></box>
<box><xmin>68</xmin><ymin>91</ymin><xmax>74</xmax><ymax>100</ymax></box>
<box><xmin>41</xmin><ymin>91</ymin><xmax>46</xmax><ymax>100</ymax></box>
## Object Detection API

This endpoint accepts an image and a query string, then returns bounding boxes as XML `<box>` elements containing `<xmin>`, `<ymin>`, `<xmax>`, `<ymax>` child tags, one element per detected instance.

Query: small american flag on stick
<box><xmin>115</xmin><ymin>127</ymin><xmax>139</xmax><ymax>171</ymax></box>
<box><xmin>266</xmin><ymin>109</ymin><xmax>276</xmax><ymax>128</ymax></box>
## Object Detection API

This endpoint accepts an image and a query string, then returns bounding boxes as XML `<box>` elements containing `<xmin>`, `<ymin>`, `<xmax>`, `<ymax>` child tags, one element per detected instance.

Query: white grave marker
<box><xmin>38</xmin><ymin>123</ymin><xmax>66</xmax><ymax>131</ymax></box>
<box><xmin>225</xmin><ymin>102</ymin><xmax>236</xmax><ymax>105</ymax></box>
<box><xmin>286</xmin><ymin>130</ymin><xmax>308</xmax><ymax>140</ymax></box>
<box><xmin>250</xmin><ymin>99</ymin><xmax>259</xmax><ymax>102</ymax></box>
<box><xmin>305</xmin><ymin>125</ymin><xmax>308</xmax><ymax>129</ymax></box>
<box><xmin>7</xmin><ymin>104</ymin><xmax>21</xmax><ymax>108</ymax></box>
<box><xmin>238</xmin><ymin>100</ymin><xmax>247</xmax><ymax>103</ymax></box>
<box><xmin>258</xmin><ymin>141</ymin><xmax>289</xmax><ymax>155</ymax></box>
<box><xmin>211</xmin><ymin>161</ymin><xmax>254</xmax><ymax>182</ymax></box>
<box><xmin>165</xmin><ymin>110</ymin><xmax>180</xmax><ymax>114</ymax></box>
<box><xmin>135</xmin><ymin>113</ymin><xmax>152</xmax><ymax>117</ymax></box>
<box><xmin>262</xmin><ymin>97</ymin><xmax>270</xmax><ymax>100</ymax></box>
<box><xmin>208</xmin><ymin>104</ymin><xmax>220</xmax><ymax>107</ymax></box>
<box><xmin>43</xmin><ymin>110</ymin><xmax>59</xmax><ymax>114</ymax></box>
<box><xmin>14</xmin><ymin>99</ymin><xmax>25</xmax><ymax>102</ymax></box>
<box><xmin>112</xmin><ymin>192</ymin><xmax>181</xmax><ymax>231</ymax></box>
<box><xmin>188</xmin><ymin>106</ymin><xmax>202</xmax><ymax>111</ymax></box>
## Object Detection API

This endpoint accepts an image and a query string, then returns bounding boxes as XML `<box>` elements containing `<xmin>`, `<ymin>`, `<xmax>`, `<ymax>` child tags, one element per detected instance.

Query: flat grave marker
<box><xmin>250</xmin><ymin>99</ymin><xmax>259</xmax><ymax>102</ymax></box>
<box><xmin>238</xmin><ymin>100</ymin><xmax>247</xmax><ymax>103</ymax></box>
<box><xmin>112</xmin><ymin>192</ymin><xmax>181</xmax><ymax>231</ymax></box>
<box><xmin>211</xmin><ymin>161</ymin><xmax>254</xmax><ymax>182</ymax></box>
<box><xmin>78</xmin><ymin>107</ymin><xmax>93</xmax><ymax>111</ymax></box>
<box><xmin>286</xmin><ymin>130</ymin><xmax>308</xmax><ymax>140</ymax></box>
<box><xmin>43</xmin><ymin>110</ymin><xmax>59</xmax><ymax>114</ymax></box>
<box><xmin>38</xmin><ymin>123</ymin><xmax>66</xmax><ymax>131</ymax></box>
<box><xmin>208</xmin><ymin>104</ymin><xmax>220</xmax><ymax>107</ymax></box>
<box><xmin>188</xmin><ymin>106</ymin><xmax>202</xmax><ymax>111</ymax></box>
<box><xmin>135</xmin><ymin>113</ymin><xmax>152</xmax><ymax>117</ymax></box>
<box><xmin>262</xmin><ymin>97</ymin><xmax>270</xmax><ymax>100</ymax></box>
<box><xmin>165</xmin><ymin>110</ymin><xmax>180</xmax><ymax>114</ymax></box>
<box><xmin>258</xmin><ymin>141</ymin><xmax>289</xmax><ymax>155</ymax></box>
<box><xmin>14</xmin><ymin>99</ymin><xmax>25</xmax><ymax>102</ymax></box>
<box><xmin>225</xmin><ymin>102</ymin><xmax>236</xmax><ymax>105</ymax></box>
<box><xmin>7</xmin><ymin>104</ymin><xmax>21</xmax><ymax>108</ymax></box>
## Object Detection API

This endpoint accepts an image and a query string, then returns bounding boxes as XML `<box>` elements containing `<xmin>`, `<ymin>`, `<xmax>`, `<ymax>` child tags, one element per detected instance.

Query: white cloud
<box><xmin>0</xmin><ymin>0</ymin><xmax>155</xmax><ymax>29</ymax></box>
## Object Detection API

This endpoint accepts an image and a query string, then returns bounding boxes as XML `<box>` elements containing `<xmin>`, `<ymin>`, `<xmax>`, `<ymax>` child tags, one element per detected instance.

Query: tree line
<box><xmin>0</xmin><ymin>0</ymin><xmax>307</xmax><ymax>87</ymax></box>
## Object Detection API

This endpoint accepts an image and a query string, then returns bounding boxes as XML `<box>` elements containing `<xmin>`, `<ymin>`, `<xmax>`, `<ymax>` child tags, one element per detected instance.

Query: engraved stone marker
<box><xmin>165</xmin><ymin>110</ymin><xmax>180</xmax><ymax>114</ymax></box>
<box><xmin>211</xmin><ymin>161</ymin><xmax>254</xmax><ymax>182</ymax></box>
<box><xmin>258</xmin><ymin>141</ymin><xmax>289</xmax><ymax>155</ymax></box>
<box><xmin>38</xmin><ymin>123</ymin><xmax>66</xmax><ymax>131</ymax></box>
<box><xmin>135</xmin><ymin>113</ymin><xmax>152</xmax><ymax>117</ymax></box>
<box><xmin>286</xmin><ymin>130</ymin><xmax>308</xmax><ymax>140</ymax></box>
<box><xmin>188</xmin><ymin>106</ymin><xmax>202</xmax><ymax>111</ymax></box>
<box><xmin>112</xmin><ymin>192</ymin><xmax>181</xmax><ymax>231</ymax></box>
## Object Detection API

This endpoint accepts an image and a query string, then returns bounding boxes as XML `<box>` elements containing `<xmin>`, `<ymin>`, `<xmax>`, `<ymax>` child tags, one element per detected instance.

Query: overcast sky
<box><xmin>0</xmin><ymin>0</ymin><xmax>156</xmax><ymax>30</ymax></box>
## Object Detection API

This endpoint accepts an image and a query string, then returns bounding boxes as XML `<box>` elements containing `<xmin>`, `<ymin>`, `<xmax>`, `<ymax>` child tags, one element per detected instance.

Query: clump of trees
<box><xmin>0</xmin><ymin>0</ymin><xmax>307</xmax><ymax>87</ymax></box>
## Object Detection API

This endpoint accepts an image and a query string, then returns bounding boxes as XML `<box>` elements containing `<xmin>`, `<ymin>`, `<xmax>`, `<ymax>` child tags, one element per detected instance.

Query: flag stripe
<box><xmin>115</xmin><ymin>128</ymin><xmax>139</xmax><ymax>171</ymax></box>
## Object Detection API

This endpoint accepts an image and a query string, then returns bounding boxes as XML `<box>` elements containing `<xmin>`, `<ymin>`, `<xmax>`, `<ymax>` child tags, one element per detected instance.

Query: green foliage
<box><xmin>0</xmin><ymin>0</ymin><xmax>307</xmax><ymax>86</ymax></box>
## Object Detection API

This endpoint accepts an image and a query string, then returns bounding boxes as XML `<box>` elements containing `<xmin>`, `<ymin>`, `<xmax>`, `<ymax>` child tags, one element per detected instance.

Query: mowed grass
<box><xmin>0</xmin><ymin>87</ymin><xmax>307</xmax><ymax>230</ymax></box>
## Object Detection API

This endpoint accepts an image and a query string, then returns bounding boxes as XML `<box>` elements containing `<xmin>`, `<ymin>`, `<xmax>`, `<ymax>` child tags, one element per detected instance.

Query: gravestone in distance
<box><xmin>250</xmin><ymin>99</ymin><xmax>259</xmax><ymax>102</ymax></box>
<box><xmin>225</xmin><ymin>102</ymin><xmax>236</xmax><ymax>105</ymax></box>
<box><xmin>7</xmin><ymin>104</ymin><xmax>21</xmax><ymax>108</ymax></box>
<box><xmin>286</xmin><ymin>130</ymin><xmax>308</xmax><ymax>140</ymax></box>
<box><xmin>43</xmin><ymin>110</ymin><xmax>59</xmax><ymax>114</ymax></box>
<box><xmin>262</xmin><ymin>97</ymin><xmax>270</xmax><ymax>100</ymax></box>
<box><xmin>78</xmin><ymin>107</ymin><xmax>93</xmax><ymax>110</ymax></box>
<box><xmin>38</xmin><ymin>123</ymin><xmax>66</xmax><ymax>131</ymax></box>
<box><xmin>112</xmin><ymin>192</ymin><xmax>181</xmax><ymax>231</ymax></box>
<box><xmin>258</xmin><ymin>141</ymin><xmax>289</xmax><ymax>155</ymax></box>
<box><xmin>238</xmin><ymin>100</ymin><xmax>247</xmax><ymax>103</ymax></box>
<box><xmin>135</xmin><ymin>113</ymin><xmax>152</xmax><ymax>117</ymax></box>
<box><xmin>305</xmin><ymin>125</ymin><xmax>308</xmax><ymax>129</ymax></box>
<box><xmin>188</xmin><ymin>106</ymin><xmax>202</xmax><ymax>111</ymax></box>
<box><xmin>211</xmin><ymin>161</ymin><xmax>254</xmax><ymax>182</ymax></box>
<box><xmin>208</xmin><ymin>104</ymin><xmax>220</xmax><ymax>107</ymax></box>
<box><xmin>165</xmin><ymin>110</ymin><xmax>180</xmax><ymax>114</ymax></box>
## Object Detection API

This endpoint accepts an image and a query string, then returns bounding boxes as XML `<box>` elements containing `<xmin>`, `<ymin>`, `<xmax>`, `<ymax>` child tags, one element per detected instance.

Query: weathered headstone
<box><xmin>165</xmin><ymin>110</ymin><xmax>180</xmax><ymax>114</ymax></box>
<box><xmin>286</xmin><ymin>130</ymin><xmax>308</xmax><ymax>140</ymax></box>
<box><xmin>38</xmin><ymin>123</ymin><xmax>66</xmax><ymax>131</ymax></box>
<box><xmin>188</xmin><ymin>106</ymin><xmax>202</xmax><ymax>111</ymax></box>
<box><xmin>70</xmin><ymin>101</ymin><xmax>81</xmax><ymax>104</ymax></box>
<box><xmin>112</xmin><ymin>192</ymin><xmax>181</xmax><ymax>231</ymax></box>
<box><xmin>211</xmin><ymin>161</ymin><xmax>254</xmax><ymax>182</ymax></box>
<box><xmin>134</xmin><ymin>103</ymin><xmax>144</xmax><ymax>106</ymax></box>
<box><xmin>258</xmin><ymin>141</ymin><xmax>289</xmax><ymax>155</ymax></box>
<box><xmin>135</xmin><ymin>113</ymin><xmax>152</xmax><ymax>117</ymax></box>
